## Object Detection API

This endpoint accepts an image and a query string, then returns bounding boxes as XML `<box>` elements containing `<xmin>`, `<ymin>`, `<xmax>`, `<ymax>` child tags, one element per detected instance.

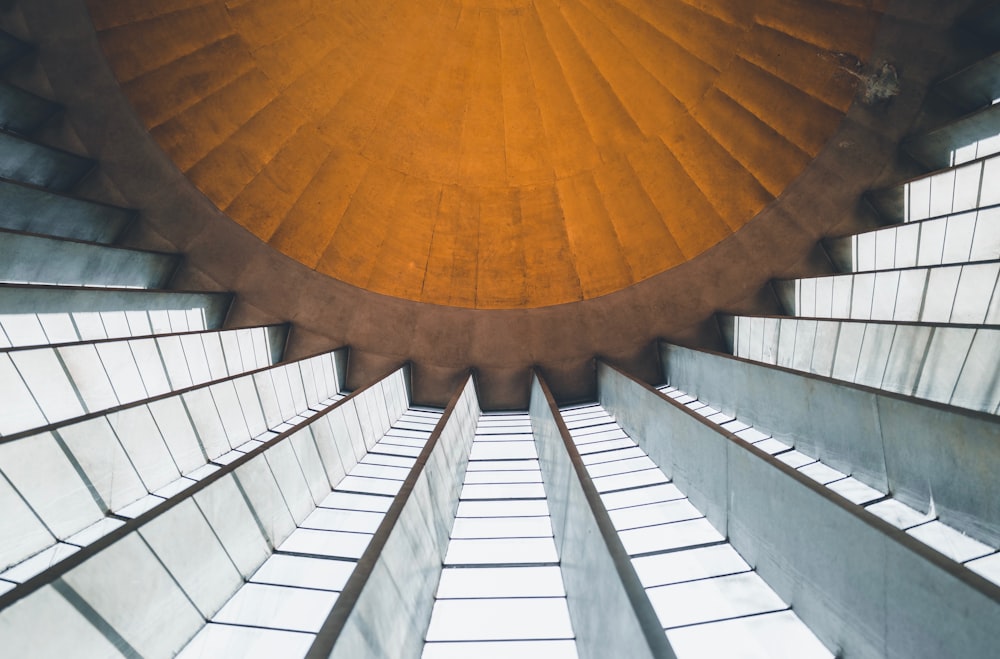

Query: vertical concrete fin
<box><xmin>529</xmin><ymin>370</ymin><xmax>676</xmax><ymax>659</ymax></box>
<box><xmin>310</xmin><ymin>373</ymin><xmax>480</xmax><ymax>659</ymax></box>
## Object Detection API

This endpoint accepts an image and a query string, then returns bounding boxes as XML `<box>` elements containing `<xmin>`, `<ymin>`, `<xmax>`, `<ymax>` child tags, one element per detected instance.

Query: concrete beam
<box><xmin>599</xmin><ymin>360</ymin><xmax>1000</xmax><ymax>659</ymax></box>
<box><xmin>661</xmin><ymin>342</ymin><xmax>1000</xmax><ymax>547</ymax></box>
<box><xmin>0</xmin><ymin>359</ymin><xmax>396</xmax><ymax>655</ymax></box>
<box><xmin>529</xmin><ymin>371</ymin><xmax>675</xmax><ymax>659</ymax></box>
<box><xmin>310</xmin><ymin>374</ymin><xmax>480</xmax><ymax>659</ymax></box>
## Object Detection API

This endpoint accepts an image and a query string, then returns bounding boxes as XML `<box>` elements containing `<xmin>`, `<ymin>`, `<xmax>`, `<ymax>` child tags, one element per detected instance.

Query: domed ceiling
<box><xmin>87</xmin><ymin>0</ymin><xmax>881</xmax><ymax>308</ymax></box>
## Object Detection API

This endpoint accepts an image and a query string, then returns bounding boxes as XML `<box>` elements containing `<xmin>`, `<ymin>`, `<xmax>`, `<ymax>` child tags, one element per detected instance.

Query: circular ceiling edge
<box><xmin>19</xmin><ymin>0</ymin><xmax>944</xmax><ymax>406</ymax></box>
<box><xmin>88</xmin><ymin>0</ymin><xmax>882</xmax><ymax>308</ymax></box>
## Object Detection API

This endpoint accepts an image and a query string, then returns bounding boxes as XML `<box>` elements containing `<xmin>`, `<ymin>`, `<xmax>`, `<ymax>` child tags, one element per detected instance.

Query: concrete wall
<box><xmin>317</xmin><ymin>376</ymin><xmax>480</xmax><ymax>659</ymax></box>
<box><xmin>662</xmin><ymin>343</ymin><xmax>1000</xmax><ymax>547</ymax></box>
<box><xmin>0</xmin><ymin>360</ymin><xmax>395</xmax><ymax>658</ymax></box>
<box><xmin>529</xmin><ymin>373</ymin><xmax>674</xmax><ymax>659</ymax></box>
<box><xmin>599</xmin><ymin>361</ymin><xmax>1000</xmax><ymax>659</ymax></box>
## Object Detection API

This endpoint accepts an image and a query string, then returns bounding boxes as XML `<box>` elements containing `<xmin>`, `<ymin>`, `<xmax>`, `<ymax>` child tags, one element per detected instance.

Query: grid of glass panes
<box><xmin>177</xmin><ymin>408</ymin><xmax>442</xmax><ymax>658</ymax></box>
<box><xmin>560</xmin><ymin>404</ymin><xmax>831</xmax><ymax>659</ymax></box>
<box><xmin>0</xmin><ymin>325</ymin><xmax>286</xmax><ymax>436</ymax></box>
<box><xmin>0</xmin><ymin>350</ymin><xmax>342</xmax><ymax>592</ymax></box>
<box><xmin>829</xmin><ymin>204</ymin><xmax>1000</xmax><ymax>272</ymax></box>
<box><xmin>903</xmin><ymin>152</ymin><xmax>1000</xmax><ymax>223</ymax></box>
<box><xmin>729</xmin><ymin>315</ymin><xmax>1000</xmax><ymax>414</ymax></box>
<box><xmin>422</xmin><ymin>413</ymin><xmax>578</xmax><ymax>659</ymax></box>
<box><xmin>0</xmin><ymin>287</ymin><xmax>229</xmax><ymax>347</ymax></box>
<box><xmin>950</xmin><ymin>124</ymin><xmax>1000</xmax><ymax>166</ymax></box>
<box><xmin>656</xmin><ymin>384</ymin><xmax>1000</xmax><ymax>587</ymax></box>
<box><xmin>776</xmin><ymin>261</ymin><xmax>1000</xmax><ymax>323</ymax></box>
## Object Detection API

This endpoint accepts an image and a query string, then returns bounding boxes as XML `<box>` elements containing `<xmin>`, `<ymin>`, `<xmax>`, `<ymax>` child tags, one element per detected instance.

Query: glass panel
<box><xmin>250</xmin><ymin>554</ymin><xmax>355</xmax><ymax>591</ymax></box>
<box><xmin>177</xmin><ymin>624</ymin><xmax>313</xmax><ymax>659</ymax></box>
<box><xmin>667</xmin><ymin>610</ymin><xmax>833</xmax><ymax>659</ymax></box>
<box><xmin>826</xmin><ymin>477</ymin><xmax>885</xmax><ymax>505</ymax></box>
<box><xmin>0</xmin><ymin>475</ymin><xmax>54</xmax><ymax>571</ymax></box>
<box><xmin>632</xmin><ymin>544</ymin><xmax>751</xmax><ymax>588</ymax></box>
<box><xmin>107</xmin><ymin>406</ymin><xmax>179</xmax><ymax>492</ymax></box>
<box><xmin>647</xmin><ymin>572</ymin><xmax>787</xmax><ymax>628</ymax></box>
<box><xmin>423</xmin><ymin>640</ymin><xmax>579</xmax><ymax>659</ymax></box>
<box><xmin>320</xmin><ymin>491</ymin><xmax>394</xmax><ymax>513</ymax></box>
<box><xmin>608</xmin><ymin>499</ymin><xmax>703</xmax><ymax>530</ymax></box>
<box><xmin>864</xmin><ymin>499</ymin><xmax>932</xmax><ymax>529</ymax></box>
<box><xmin>460</xmin><ymin>483</ymin><xmax>545</xmax><ymax>499</ymax></box>
<box><xmin>456</xmin><ymin>500</ymin><xmax>550</xmax><ymax>517</ymax></box>
<box><xmin>302</xmin><ymin>508</ymin><xmax>384</xmax><ymax>533</ymax></box>
<box><xmin>211</xmin><ymin>583</ymin><xmax>338</xmax><ymax>633</ymax></box>
<box><xmin>277</xmin><ymin>528</ymin><xmax>371</xmax><ymax>560</ymax></box>
<box><xmin>907</xmin><ymin>521</ymin><xmax>993</xmax><ymax>562</ymax></box>
<box><xmin>58</xmin><ymin>343</ymin><xmax>119</xmax><ymax>414</ymax></box>
<box><xmin>435</xmin><ymin>566</ymin><xmax>566</xmax><ymax>598</ymax></box>
<box><xmin>451</xmin><ymin>517</ymin><xmax>553</xmax><ymax>539</ymax></box>
<box><xmin>59</xmin><ymin>417</ymin><xmax>146</xmax><ymax>511</ymax></box>
<box><xmin>0</xmin><ymin>585</ymin><xmax>127</xmax><ymax>657</ymax></box>
<box><xmin>425</xmin><ymin>598</ymin><xmax>574</xmax><ymax>641</ymax></box>
<box><xmin>619</xmin><ymin>519</ymin><xmax>725</xmax><ymax>555</ymax></box>
<box><xmin>464</xmin><ymin>470</ymin><xmax>542</xmax><ymax>484</ymax></box>
<box><xmin>0</xmin><ymin>432</ymin><xmax>102</xmax><ymax>540</ymax></box>
<box><xmin>591</xmin><ymin>469</ymin><xmax>669</xmax><ymax>493</ymax></box>
<box><xmin>585</xmin><ymin>456</ymin><xmax>657</xmax><ymax>478</ymax></box>
<box><xmin>601</xmin><ymin>483</ymin><xmax>685</xmax><ymax>510</ymax></box>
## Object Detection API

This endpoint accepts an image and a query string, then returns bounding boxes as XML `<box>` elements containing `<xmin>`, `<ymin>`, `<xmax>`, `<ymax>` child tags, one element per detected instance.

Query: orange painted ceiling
<box><xmin>88</xmin><ymin>0</ymin><xmax>882</xmax><ymax>308</ymax></box>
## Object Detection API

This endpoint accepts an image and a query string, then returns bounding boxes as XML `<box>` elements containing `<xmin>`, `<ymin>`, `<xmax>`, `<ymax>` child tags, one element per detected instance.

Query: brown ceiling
<box><xmin>88</xmin><ymin>0</ymin><xmax>882</xmax><ymax>309</ymax></box>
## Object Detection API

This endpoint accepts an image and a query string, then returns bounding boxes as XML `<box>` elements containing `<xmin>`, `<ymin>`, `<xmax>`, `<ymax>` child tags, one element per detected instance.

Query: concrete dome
<box><xmin>89</xmin><ymin>0</ymin><xmax>880</xmax><ymax>308</ymax></box>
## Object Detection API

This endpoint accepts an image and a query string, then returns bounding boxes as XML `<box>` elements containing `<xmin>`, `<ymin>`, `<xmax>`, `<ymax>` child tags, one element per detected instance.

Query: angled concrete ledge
<box><xmin>312</xmin><ymin>374</ymin><xmax>479</xmax><ymax>659</ymax></box>
<box><xmin>0</xmin><ymin>129</ymin><xmax>93</xmax><ymax>191</ymax></box>
<box><xmin>529</xmin><ymin>371</ymin><xmax>675</xmax><ymax>659</ymax></box>
<box><xmin>661</xmin><ymin>342</ymin><xmax>1000</xmax><ymax>547</ymax></box>
<box><xmin>0</xmin><ymin>177</ymin><xmax>134</xmax><ymax>243</ymax></box>
<box><xmin>721</xmin><ymin>314</ymin><xmax>1000</xmax><ymax>415</ymax></box>
<box><xmin>0</xmin><ymin>359</ymin><xmax>395</xmax><ymax>656</ymax></box>
<box><xmin>0</xmin><ymin>228</ymin><xmax>180</xmax><ymax>288</ymax></box>
<box><xmin>599</xmin><ymin>360</ymin><xmax>1000</xmax><ymax>659</ymax></box>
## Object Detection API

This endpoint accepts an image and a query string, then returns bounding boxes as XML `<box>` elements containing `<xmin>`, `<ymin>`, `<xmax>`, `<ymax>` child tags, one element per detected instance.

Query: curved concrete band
<box><xmin>9</xmin><ymin>0</ymin><xmax>973</xmax><ymax>408</ymax></box>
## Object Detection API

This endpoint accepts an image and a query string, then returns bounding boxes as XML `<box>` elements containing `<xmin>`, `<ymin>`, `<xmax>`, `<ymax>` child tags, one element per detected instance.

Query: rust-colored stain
<box><xmin>89</xmin><ymin>0</ymin><xmax>883</xmax><ymax>308</ymax></box>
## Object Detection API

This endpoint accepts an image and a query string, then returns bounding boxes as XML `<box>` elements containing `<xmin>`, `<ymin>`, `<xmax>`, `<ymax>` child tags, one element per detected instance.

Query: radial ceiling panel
<box><xmin>88</xmin><ymin>0</ymin><xmax>883</xmax><ymax>308</ymax></box>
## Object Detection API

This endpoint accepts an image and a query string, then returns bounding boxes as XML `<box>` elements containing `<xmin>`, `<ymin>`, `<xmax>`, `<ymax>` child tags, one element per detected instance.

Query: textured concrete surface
<box><xmin>0</xmin><ymin>179</ymin><xmax>132</xmax><ymax>243</ymax></box>
<box><xmin>0</xmin><ymin>230</ymin><xmax>177</xmax><ymax>288</ymax></box>
<box><xmin>599</xmin><ymin>360</ymin><xmax>1000</xmax><ymax>659</ymax></box>
<box><xmin>661</xmin><ymin>343</ymin><xmax>1000</xmax><ymax>547</ymax></box>
<box><xmin>4</xmin><ymin>0</ymin><xmax>981</xmax><ymax>407</ymax></box>
<box><xmin>530</xmin><ymin>372</ymin><xmax>674</xmax><ymax>659</ymax></box>
<box><xmin>320</xmin><ymin>377</ymin><xmax>479</xmax><ymax>659</ymax></box>
<box><xmin>86</xmin><ymin>0</ymin><xmax>882</xmax><ymax>309</ymax></box>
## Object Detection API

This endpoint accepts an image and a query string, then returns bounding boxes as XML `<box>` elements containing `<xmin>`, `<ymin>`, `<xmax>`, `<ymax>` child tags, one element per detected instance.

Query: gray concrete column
<box><xmin>599</xmin><ymin>360</ymin><xmax>1000</xmax><ymax>659</ymax></box>
<box><xmin>310</xmin><ymin>374</ymin><xmax>480</xmax><ymax>659</ymax></box>
<box><xmin>529</xmin><ymin>371</ymin><xmax>675</xmax><ymax>659</ymax></box>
